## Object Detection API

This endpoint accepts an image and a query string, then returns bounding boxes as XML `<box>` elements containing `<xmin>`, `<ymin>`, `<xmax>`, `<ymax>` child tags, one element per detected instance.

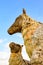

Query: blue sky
<box><xmin>0</xmin><ymin>0</ymin><xmax>43</xmax><ymax>65</ymax></box>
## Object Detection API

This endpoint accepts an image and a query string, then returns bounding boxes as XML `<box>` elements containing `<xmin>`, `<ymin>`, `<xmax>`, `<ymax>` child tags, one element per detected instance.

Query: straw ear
<box><xmin>23</xmin><ymin>8</ymin><xmax>26</xmax><ymax>14</ymax></box>
<box><xmin>22</xmin><ymin>45</ymin><xmax>23</xmax><ymax>47</ymax></box>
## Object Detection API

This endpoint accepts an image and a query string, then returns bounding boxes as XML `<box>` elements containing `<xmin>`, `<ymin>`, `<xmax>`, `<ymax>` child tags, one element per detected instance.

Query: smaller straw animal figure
<box><xmin>9</xmin><ymin>42</ymin><xmax>30</xmax><ymax>65</ymax></box>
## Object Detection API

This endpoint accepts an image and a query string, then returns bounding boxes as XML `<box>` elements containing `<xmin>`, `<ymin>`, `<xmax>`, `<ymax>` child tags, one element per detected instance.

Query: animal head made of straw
<box><xmin>9</xmin><ymin>42</ymin><xmax>23</xmax><ymax>53</ymax></box>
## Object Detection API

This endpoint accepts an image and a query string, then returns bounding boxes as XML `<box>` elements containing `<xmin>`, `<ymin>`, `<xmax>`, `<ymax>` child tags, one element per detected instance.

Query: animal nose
<box><xmin>7</xmin><ymin>29</ymin><xmax>13</xmax><ymax>35</ymax></box>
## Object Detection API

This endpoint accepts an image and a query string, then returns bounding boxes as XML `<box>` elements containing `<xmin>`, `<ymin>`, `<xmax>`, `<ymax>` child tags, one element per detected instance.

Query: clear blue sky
<box><xmin>0</xmin><ymin>0</ymin><xmax>43</xmax><ymax>51</ymax></box>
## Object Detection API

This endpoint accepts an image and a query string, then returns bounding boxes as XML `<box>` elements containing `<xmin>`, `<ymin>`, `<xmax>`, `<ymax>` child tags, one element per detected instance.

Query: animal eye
<box><xmin>26</xmin><ymin>22</ymin><xmax>30</xmax><ymax>25</ymax></box>
<box><xmin>29</xmin><ymin>18</ymin><xmax>30</xmax><ymax>21</ymax></box>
